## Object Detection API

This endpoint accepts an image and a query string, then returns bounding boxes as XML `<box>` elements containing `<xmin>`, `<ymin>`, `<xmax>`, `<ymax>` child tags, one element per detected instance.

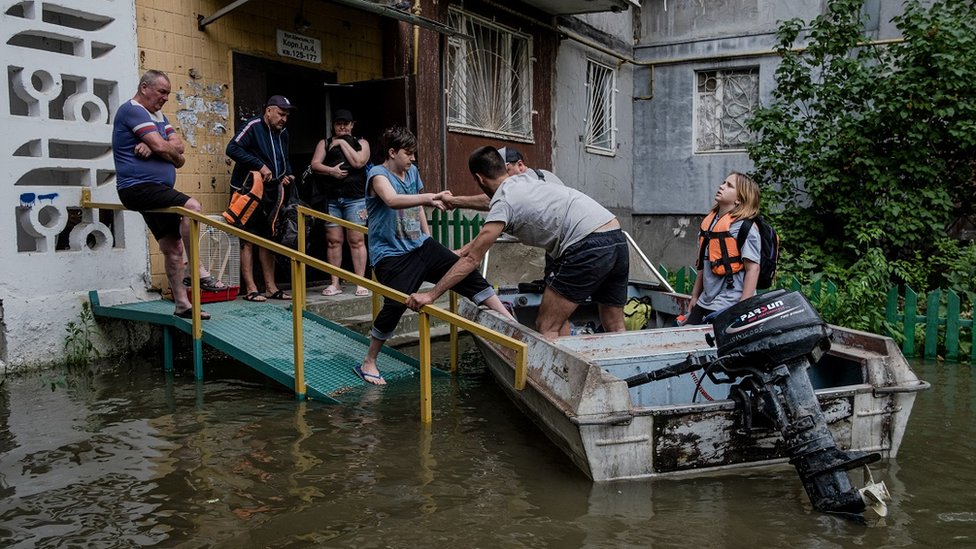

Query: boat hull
<box><xmin>462</xmin><ymin>300</ymin><xmax>926</xmax><ymax>482</ymax></box>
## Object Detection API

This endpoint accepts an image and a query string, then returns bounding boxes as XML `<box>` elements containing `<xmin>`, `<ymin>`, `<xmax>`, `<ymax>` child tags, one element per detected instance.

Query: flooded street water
<box><xmin>0</xmin><ymin>344</ymin><xmax>973</xmax><ymax>548</ymax></box>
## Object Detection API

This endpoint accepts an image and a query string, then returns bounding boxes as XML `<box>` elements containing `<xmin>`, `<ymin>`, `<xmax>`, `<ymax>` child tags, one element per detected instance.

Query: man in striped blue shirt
<box><xmin>113</xmin><ymin>69</ymin><xmax>224</xmax><ymax>319</ymax></box>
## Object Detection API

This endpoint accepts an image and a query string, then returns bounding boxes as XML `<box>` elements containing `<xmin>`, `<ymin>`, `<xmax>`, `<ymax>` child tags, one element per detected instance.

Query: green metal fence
<box><xmin>429</xmin><ymin>209</ymin><xmax>484</xmax><ymax>249</ymax></box>
<box><xmin>885</xmin><ymin>286</ymin><xmax>975</xmax><ymax>362</ymax></box>
<box><xmin>658</xmin><ymin>265</ymin><xmax>974</xmax><ymax>363</ymax></box>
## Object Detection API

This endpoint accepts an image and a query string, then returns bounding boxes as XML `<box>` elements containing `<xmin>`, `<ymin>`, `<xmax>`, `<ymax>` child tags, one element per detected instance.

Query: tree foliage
<box><xmin>747</xmin><ymin>0</ymin><xmax>976</xmax><ymax>311</ymax></box>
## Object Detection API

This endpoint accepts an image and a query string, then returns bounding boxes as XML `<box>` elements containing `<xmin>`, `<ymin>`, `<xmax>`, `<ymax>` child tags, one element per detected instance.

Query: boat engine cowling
<box><xmin>708</xmin><ymin>290</ymin><xmax>884</xmax><ymax>517</ymax></box>
<box><xmin>710</xmin><ymin>289</ymin><xmax>831</xmax><ymax>367</ymax></box>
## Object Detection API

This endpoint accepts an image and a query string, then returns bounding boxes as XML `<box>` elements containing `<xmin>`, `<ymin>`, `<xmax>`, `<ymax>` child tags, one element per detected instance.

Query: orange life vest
<box><xmin>697</xmin><ymin>211</ymin><xmax>744</xmax><ymax>279</ymax></box>
<box><xmin>222</xmin><ymin>171</ymin><xmax>264</xmax><ymax>228</ymax></box>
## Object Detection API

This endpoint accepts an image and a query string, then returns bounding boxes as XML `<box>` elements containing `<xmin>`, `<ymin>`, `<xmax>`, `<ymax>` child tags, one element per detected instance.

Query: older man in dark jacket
<box><xmin>225</xmin><ymin>95</ymin><xmax>296</xmax><ymax>302</ymax></box>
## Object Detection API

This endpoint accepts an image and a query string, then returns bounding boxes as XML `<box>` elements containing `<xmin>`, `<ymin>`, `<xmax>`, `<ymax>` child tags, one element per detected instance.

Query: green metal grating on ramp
<box><xmin>89</xmin><ymin>291</ymin><xmax>436</xmax><ymax>403</ymax></box>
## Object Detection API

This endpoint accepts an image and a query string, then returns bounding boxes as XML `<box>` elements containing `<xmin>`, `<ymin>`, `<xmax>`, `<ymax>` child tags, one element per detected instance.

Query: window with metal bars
<box><xmin>695</xmin><ymin>68</ymin><xmax>759</xmax><ymax>153</ymax></box>
<box><xmin>447</xmin><ymin>9</ymin><xmax>532</xmax><ymax>140</ymax></box>
<box><xmin>585</xmin><ymin>59</ymin><xmax>616</xmax><ymax>154</ymax></box>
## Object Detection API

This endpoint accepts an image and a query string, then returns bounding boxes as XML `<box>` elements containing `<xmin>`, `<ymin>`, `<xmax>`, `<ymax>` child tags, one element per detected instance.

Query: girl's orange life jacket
<box><xmin>697</xmin><ymin>211</ymin><xmax>744</xmax><ymax>284</ymax></box>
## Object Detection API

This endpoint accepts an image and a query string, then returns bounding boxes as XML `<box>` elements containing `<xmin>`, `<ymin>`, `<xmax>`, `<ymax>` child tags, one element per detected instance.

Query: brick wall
<box><xmin>135</xmin><ymin>0</ymin><xmax>384</xmax><ymax>285</ymax></box>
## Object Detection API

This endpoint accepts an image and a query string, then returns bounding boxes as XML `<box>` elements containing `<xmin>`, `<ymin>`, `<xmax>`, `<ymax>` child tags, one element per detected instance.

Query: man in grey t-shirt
<box><xmin>406</xmin><ymin>146</ymin><xmax>629</xmax><ymax>340</ymax></box>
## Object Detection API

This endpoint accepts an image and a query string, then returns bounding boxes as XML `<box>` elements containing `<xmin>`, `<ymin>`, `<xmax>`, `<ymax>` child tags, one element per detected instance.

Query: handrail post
<box><xmin>297</xmin><ymin>210</ymin><xmax>307</xmax><ymax>311</ymax></box>
<box><xmin>450</xmin><ymin>292</ymin><xmax>458</xmax><ymax>373</ymax></box>
<box><xmin>291</xmin><ymin>258</ymin><xmax>306</xmax><ymax>400</ymax></box>
<box><xmin>163</xmin><ymin>326</ymin><xmax>174</xmax><ymax>373</ymax></box>
<box><xmin>514</xmin><ymin>344</ymin><xmax>526</xmax><ymax>390</ymax></box>
<box><xmin>188</xmin><ymin>216</ymin><xmax>204</xmax><ymax>380</ymax></box>
<box><xmin>419</xmin><ymin>311</ymin><xmax>432</xmax><ymax>424</ymax></box>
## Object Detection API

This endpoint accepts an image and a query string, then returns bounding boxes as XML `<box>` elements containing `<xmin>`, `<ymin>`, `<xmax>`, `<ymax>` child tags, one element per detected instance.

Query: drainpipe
<box><xmin>413</xmin><ymin>0</ymin><xmax>421</xmax><ymax>75</ymax></box>
<box><xmin>440</xmin><ymin>33</ymin><xmax>449</xmax><ymax>192</ymax></box>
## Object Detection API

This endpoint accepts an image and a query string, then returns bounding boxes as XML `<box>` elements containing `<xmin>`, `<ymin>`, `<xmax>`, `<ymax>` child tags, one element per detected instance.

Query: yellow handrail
<box><xmin>81</xmin><ymin>189</ymin><xmax>528</xmax><ymax>422</ymax></box>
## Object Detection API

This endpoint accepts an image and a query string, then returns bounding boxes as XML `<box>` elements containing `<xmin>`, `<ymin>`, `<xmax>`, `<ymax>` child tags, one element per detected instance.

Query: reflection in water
<box><xmin>0</xmin><ymin>355</ymin><xmax>971</xmax><ymax>547</ymax></box>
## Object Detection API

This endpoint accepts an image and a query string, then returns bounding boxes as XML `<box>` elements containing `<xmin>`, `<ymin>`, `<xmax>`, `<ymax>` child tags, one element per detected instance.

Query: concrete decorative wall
<box><xmin>1</xmin><ymin>0</ymin><xmax>154</xmax><ymax>369</ymax></box>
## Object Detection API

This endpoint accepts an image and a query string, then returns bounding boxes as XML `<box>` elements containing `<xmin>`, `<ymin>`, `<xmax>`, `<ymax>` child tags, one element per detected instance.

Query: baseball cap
<box><xmin>333</xmin><ymin>109</ymin><xmax>354</xmax><ymax>122</ymax></box>
<box><xmin>265</xmin><ymin>95</ymin><xmax>297</xmax><ymax>111</ymax></box>
<box><xmin>497</xmin><ymin>146</ymin><xmax>523</xmax><ymax>164</ymax></box>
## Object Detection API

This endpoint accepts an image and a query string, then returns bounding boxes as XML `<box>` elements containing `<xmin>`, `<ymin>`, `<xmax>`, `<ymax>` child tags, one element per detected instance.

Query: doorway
<box><xmin>327</xmin><ymin>76</ymin><xmax>412</xmax><ymax>164</ymax></box>
<box><xmin>230</xmin><ymin>54</ymin><xmax>412</xmax><ymax>288</ymax></box>
<box><xmin>232</xmin><ymin>52</ymin><xmax>336</xmax><ymax>174</ymax></box>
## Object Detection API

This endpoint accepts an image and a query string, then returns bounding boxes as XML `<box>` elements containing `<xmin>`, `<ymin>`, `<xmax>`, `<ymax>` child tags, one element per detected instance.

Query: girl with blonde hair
<box><xmin>686</xmin><ymin>172</ymin><xmax>762</xmax><ymax>325</ymax></box>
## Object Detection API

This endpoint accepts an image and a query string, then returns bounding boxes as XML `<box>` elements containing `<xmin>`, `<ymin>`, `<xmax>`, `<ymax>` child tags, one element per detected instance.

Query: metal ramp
<box><xmin>89</xmin><ymin>291</ymin><xmax>437</xmax><ymax>403</ymax></box>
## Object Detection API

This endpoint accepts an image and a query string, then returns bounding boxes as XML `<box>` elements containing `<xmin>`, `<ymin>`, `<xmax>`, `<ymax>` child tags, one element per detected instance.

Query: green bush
<box><xmin>747</xmin><ymin>0</ymin><xmax>976</xmax><ymax>330</ymax></box>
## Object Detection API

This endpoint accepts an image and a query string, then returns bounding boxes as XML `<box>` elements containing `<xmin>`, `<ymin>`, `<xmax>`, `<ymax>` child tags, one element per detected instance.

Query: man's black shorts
<box><xmin>545</xmin><ymin>229</ymin><xmax>629</xmax><ymax>307</ymax></box>
<box><xmin>118</xmin><ymin>183</ymin><xmax>190</xmax><ymax>241</ymax></box>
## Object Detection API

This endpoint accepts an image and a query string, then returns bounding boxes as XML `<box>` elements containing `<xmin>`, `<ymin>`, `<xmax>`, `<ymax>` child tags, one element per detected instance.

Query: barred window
<box><xmin>447</xmin><ymin>9</ymin><xmax>532</xmax><ymax>140</ymax></box>
<box><xmin>695</xmin><ymin>68</ymin><xmax>759</xmax><ymax>153</ymax></box>
<box><xmin>585</xmin><ymin>59</ymin><xmax>616</xmax><ymax>154</ymax></box>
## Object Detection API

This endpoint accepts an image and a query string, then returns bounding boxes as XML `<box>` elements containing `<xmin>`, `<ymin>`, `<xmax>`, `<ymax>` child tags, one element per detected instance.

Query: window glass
<box><xmin>585</xmin><ymin>59</ymin><xmax>616</xmax><ymax>154</ymax></box>
<box><xmin>695</xmin><ymin>68</ymin><xmax>759</xmax><ymax>153</ymax></box>
<box><xmin>447</xmin><ymin>9</ymin><xmax>533</xmax><ymax>140</ymax></box>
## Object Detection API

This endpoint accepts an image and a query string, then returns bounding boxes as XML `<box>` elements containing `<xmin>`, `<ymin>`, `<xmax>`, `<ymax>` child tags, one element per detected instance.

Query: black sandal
<box><xmin>175</xmin><ymin>308</ymin><xmax>211</xmax><ymax>320</ymax></box>
<box><xmin>267</xmin><ymin>289</ymin><xmax>291</xmax><ymax>300</ymax></box>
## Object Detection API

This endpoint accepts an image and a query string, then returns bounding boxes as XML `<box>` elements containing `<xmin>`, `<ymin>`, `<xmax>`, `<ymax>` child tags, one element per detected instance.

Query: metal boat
<box><xmin>459</xmin><ymin>234</ymin><xmax>928</xmax><ymax>514</ymax></box>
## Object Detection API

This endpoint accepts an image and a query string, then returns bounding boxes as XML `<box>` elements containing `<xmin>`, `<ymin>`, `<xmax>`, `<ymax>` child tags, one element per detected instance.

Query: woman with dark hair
<box><xmin>309</xmin><ymin>109</ymin><xmax>371</xmax><ymax>297</ymax></box>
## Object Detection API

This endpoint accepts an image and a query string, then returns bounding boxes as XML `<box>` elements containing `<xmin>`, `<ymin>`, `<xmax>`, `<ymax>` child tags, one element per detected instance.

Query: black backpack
<box><xmin>735</xmin><ymin>216</ymin><xmax>780</xmax><ymax>290</ymax></box>
<box><xmin>271</xmin><ymin>183</ymin><xmax>311</xmax><ymax>250</ymax></box>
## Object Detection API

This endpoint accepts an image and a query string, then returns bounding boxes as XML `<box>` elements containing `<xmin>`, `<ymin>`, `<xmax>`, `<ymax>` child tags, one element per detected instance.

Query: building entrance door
<box><xmin>231</xmin><ymin>56</ymin><xmax>413</xmax><ymax>287</ymax></box>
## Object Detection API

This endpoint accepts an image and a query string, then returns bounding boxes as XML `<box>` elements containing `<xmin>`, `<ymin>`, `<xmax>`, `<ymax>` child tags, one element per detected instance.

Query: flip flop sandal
<box><xmin>267</xmin><ymin>289</ymin><xmax>291</xmax><ymax>300</ymax></box>
<box><xmin>353</xmin><ymin>365</ymin><xmax>386</xmax><ymax>385</ymax></box>
<box><xmin>200</xmin><ymin>275</ymin><xmax>228</xmax><ymax>291</ymax></box>
<box><xmin>175</xmin><ymin>308</ymin><xmax>211</xmax><ymax>320</ymax></box>
<box><xmin>321</xmin><ymin>286</ymin><xmax>343</xmax><ymax>296</ymax></box>
<box><xmin>354</xmin><ymin>287</ymin><xmax>370</xmax><ymax>297</ymax></box>
<box><xmin>243</xmin><ymin>291</ymin><xmax>267</xmax><ymax>302</ymax></box>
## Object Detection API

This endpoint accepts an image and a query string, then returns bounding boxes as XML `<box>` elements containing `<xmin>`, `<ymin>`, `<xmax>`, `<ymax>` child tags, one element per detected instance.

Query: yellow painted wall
<box><xmin>134</xmin><ymin>0</ymin><xmax>384</xmax><ymax>286</ymax></box>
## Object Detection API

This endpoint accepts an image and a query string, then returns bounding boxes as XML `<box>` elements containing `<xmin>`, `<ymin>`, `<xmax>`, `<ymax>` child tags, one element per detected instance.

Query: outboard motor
<box><xmin>707</xmin><ymin>290</ymin><xmax>886</xmax><ymax>516</ymax></box>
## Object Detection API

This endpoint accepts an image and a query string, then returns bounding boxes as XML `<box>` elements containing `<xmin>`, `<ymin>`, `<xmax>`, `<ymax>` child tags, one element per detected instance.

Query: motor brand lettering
<box><xmin>738</xmin><ymin>299</ymin><xmax>785</xmax><ymax>323</ymax></box>
<box><xmin>725</xmin><ymin>306</ymin><xmax>802</xmax><ymax>334</ymax></box>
